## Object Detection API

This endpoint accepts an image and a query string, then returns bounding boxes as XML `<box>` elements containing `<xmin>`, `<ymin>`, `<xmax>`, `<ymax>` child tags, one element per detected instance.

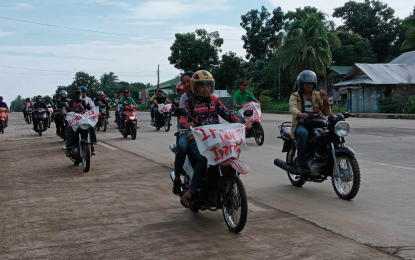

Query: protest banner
<box><xmin>66</xmin><ymin>107</ymin><xmax>99</xmax><ymax>131</ymax></box>
<box><xmin>158</xmin><ymin>104</ymin><xmax>172</xmax><ymax>113</ymax></box>
<box><xmin>238</xmin><ymin>101</ymin><xmax>262</xmax><ymax>124</ymax></box>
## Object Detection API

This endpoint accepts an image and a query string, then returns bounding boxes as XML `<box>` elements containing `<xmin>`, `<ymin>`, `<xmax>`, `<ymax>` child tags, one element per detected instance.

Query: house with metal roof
<box><xmin>318</xmin><ymin>66</ymin><xmax>352</xmax><ymax>101</ymax></box>
<box><xmin>334</xmin><ymin>51</ymin><xmax>415</xmax><ymax>112</ymax></box>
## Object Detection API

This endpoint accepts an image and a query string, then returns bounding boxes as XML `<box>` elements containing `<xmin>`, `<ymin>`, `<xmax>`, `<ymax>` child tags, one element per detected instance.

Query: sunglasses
<box><xmin>303</xmin><ymin>82</ymin><xmax>314</xmax><ymax>85</ymax></box>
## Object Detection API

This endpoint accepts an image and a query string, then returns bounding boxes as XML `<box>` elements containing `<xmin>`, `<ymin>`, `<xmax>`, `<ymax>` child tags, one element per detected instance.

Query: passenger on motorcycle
<box><xmin>33</xmin><ymin>95</ymin><xmax>48</xmax><ymax>131</ymax></box>
<box><xmin>23</xmin><ymin>97</ymin><xmax>34</xmax><ymax>120</ymax></box>
<box><xmin>80</xmin><ymin>86</ymin><xmax>95</xmax><ymax>108</ymax></box>
<box><xmin>151</xmin><ymin>89</ymin><xmax>170</xmax><ymax>126</ymax></box>
<box><xmin>63</xmin><ymin>87</ymin><xmax>97</xmax><ymax>157</ymax></box>
<box><xmin>177</xmin><ymin>70</ymin><xmax>248</xmax><ymax>206</ymax></box>
<box><xmin>117</xmin><ymin>89</ymin><xmax>138</xmax><ymax>129</ymax></box>
<box><xmin>179</xmin><ymin>71</ymin><xmax>195</xmax><ymax>108</ymax></box>
<box><xmin>94</xmin><ymin>91</ymin><xmax>110</xmax><ymax>118</ymax></box>
<box><xmin>233</xmin><ymin>80</ymin><xmax>261</xmax><ymax>121</ymax></box>
<box><xmin>171</xmin><ymin>82</ymin><xmax>184</xmax><ymax>115</ymax></box>
<box><xmin>0</xmin><ymin>96</ymin><xmax>9</xmax><ymax>127</ymax></box>
<box><xmin>43</xmin><ymin>95</ymin><xmax>54</xmax><ymax>107</ymax></box>
<box><xmin>289</xmin><ymin>70</ymin><xmax>331</xmax><ymax>174</ymax></box>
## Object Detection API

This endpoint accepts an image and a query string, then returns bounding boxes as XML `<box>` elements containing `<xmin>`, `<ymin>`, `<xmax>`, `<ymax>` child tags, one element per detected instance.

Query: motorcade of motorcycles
<box><xmin>0</xmin><ymin>108</ymin><xmax>8</xmax><ymax>134</ymax></box>
<box><xmin>238</xmin><ymin>101</ymin><xmax>264</xmax><ymax>145</ymax></box>
<box><xmin>154</xmin><ymin>103</ymin><xmax>172</xmax><ymax>132</ymax></box>
<box><xmin>63</xmin><ymin>108</ymin><xmax>98</xmax><ymax>172</ymax></box>
<box><xmin>274</xmin><ymin>112</ymin><xmax>361</xmax><ymax>200</ymax></box>
<box><xmin>119</xmin><ymin>105</ymin><xmax>137</xmax><ymax>140</ymax></box>
<box><xmin>169</xmin><ymin>107</ymin><xmax>252</xmax><ymax>233</ymax></box>
<box><xmin>26</xmin><ymin>107</ymin><xmax>34</xmax><ymax>124</ymax></box>
<box><xmin>33</xmin><ymin>108</ymin><xmax>48</xmax><ymax>136</ymax></box>
<box><xmin>96</xmin><ymin>104</ymin><xmax>108</xmax><ymax>132</ymax></box>
<box><xmin>46</xmin><ymin>104</ymin><xmax>54</xmax><ymax>128</ymax></box>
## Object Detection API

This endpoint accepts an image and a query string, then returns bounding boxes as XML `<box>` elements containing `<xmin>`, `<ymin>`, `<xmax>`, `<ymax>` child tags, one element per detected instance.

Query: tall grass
<box><xmin>262</xmin><ymin>102</ymin><xmax>289</xmax><ymax>112</ymax></box>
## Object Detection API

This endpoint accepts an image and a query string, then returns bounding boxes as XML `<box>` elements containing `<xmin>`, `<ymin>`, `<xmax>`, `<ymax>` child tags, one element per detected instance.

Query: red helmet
<box><xmin>176</xmin><ymin>82</ymin><xmax>184</xmax><ymax>90</ymax></box>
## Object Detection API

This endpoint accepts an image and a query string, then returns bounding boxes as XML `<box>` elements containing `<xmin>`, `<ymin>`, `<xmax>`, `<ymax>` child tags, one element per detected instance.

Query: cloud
<box><xmin>87</xmin><ymin>0</ymin><xmax>129</xmax><ymax>8</ymax></box>
<box><xmin>0</xmin><ymin>3</ymin><xmax>33</xmax><ymax>10</ymax></box>
<box><xmin>0</xmin><ymin>30</ymin><xmax>16</xmax><ymax>37</ymax></box>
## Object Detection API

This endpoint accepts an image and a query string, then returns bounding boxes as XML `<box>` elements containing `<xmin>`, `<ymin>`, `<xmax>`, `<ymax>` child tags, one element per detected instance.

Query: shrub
<box><xmin>259</xmin><ymin>95</ymin><xmax>273</xmax><ymax>104</ymax></box>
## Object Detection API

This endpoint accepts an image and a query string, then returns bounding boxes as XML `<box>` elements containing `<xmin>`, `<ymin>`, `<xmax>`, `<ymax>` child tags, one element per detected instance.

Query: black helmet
<box><xmin>297</xmin><ymin>70</ymin><xmax>317</xmax><ymax>92</ymax></box>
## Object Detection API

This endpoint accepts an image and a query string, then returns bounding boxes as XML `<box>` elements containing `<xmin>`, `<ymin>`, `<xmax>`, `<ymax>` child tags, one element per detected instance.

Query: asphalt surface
<box><xmin>1</xmin><ymin>111</ymin><xmax>414</xmax><ymax>259</ymax></box>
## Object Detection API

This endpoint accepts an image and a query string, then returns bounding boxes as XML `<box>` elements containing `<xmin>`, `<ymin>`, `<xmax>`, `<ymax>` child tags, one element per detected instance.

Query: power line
<box><xmin>0</xmin><ymin>16</ymin><xmax>139</xmax><ymax>37</ymax></box>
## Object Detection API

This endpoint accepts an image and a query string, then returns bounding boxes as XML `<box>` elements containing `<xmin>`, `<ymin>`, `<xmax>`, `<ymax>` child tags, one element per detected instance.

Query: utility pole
<box><xmin>157</xmin><ymin>64</ymin><xmax>160</xmax><ymax>89</ymax></box>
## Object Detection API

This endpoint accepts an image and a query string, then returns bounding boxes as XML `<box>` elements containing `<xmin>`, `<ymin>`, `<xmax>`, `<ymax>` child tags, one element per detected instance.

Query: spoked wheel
<box><xmin>286</xmin><ymin>145</ymin><xmax>306</xmax><ymax>187</ymax></box>
<box><xmin>38</xmin><ymin>122</ymin><xmax>43</xmax><ymax>136</ymax></box>
<box><xmin>82</xmin><ymin>144</ymin><xmax>91</xmax><ymax>172</ymax></box>
<box><xmin>253</xmin><ymin>123</ymin><xmax>264</xmax><ymax>145</ymax></box>
<box><xmin>222</xmin><ymin>174</ymin><xmax>248</xmax><ymax>233</ymax></box>
<box><xmin>103</xmin><ymin>118</ymin><xmax>107</xmax><ymax>132</ymax></box>
<box><xmin>164</xmin><ymin>117</ymin><xmax>170</xmax><ymax>132</ymax></box>
<box><xmin>130</xmin><ymin>123</ymin><xmax>137</xmax><ymax>140</ymax></box>
<box><xmin>332</xmin><ymin>155</ymin><xmax>361</xmax><ymax>200</ymax></box>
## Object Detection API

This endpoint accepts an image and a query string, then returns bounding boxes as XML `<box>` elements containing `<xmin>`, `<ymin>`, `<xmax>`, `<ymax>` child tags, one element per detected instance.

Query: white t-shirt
<box><xmin>83</xmin><ymin>97</ymin><xmax>95</xmax><ymax>108</ymax></box>
<box><xmin>304</xmin><ymin>99</ymin><xmax>314</xmax><ymax>113</ymax></box>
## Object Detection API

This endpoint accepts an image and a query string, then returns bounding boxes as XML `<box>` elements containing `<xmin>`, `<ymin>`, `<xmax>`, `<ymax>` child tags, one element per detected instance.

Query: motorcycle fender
<box><xmin>282</xmin><ymin>140</ymin><xmax>292</xmax><ymax>153</ymax></box>
<box><xmin>335</xmin><ymin>147</ymin><xmax>356</xmax><ymax>156</ymax></box>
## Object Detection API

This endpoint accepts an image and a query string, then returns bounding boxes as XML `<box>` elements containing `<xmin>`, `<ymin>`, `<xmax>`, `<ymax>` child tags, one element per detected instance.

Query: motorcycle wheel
<box><xmin>82</xmin><ymin>144</ymin><xmax>91</xmax><ymax>172</ymax></box>
<box><xmin>74</xmin><ymin>152</ymin><xmax>81</xmax><ymax>166</ymax></box>
<box><xmin>130</xmin><ymin>123</ymin><xmax>137</xmax><ymax>140</ymax></box>
<box><xmin>222</xmin><ymin>174</ymin><xmax>248</xmax><ymax>233</ymax></box>
<box><xmin>103</xmin><ymin>118</ymin><xmax>107</xmax><ymax>132</ymax></box>
<box><xmin>48</xmin><ymin>117</ymin><xmax>51</xmax><ymax>128</ymax></box>
<box><xmin>28</xmin><ymin>116</ymin><xmax>32</xmax><ymax>124</ymax></box>
<box><xmin>253</xmin><ymin>123</ymin><xmax>264</xmax><ymax>146</ymax></box>
<box><xmin>164</xmin><ymin>117</ymin><xmax>170</xmax><ymax>132</ymax></box>
<box><xmin>96</xmin><ymin>122</ymin><xmax>100</xmax><ymax>131</ymax></box>
<box><xmin>0</xmin><ymin>121</ymin><xmax>4</xmax><ymax>134</ymax></box>
<box><xmin>332</xmin><ymin>154</ymin><xmax>361</xmax><ymax>200</ymax></box>
<box><xmin>156</xmin><ymin>125</ymin><xmax>160</xmax><ymax>131</ymax></box>
<box><xmin>286</xmin><ymin>145</ymin><xmax>306</xmax><ymax>187</ymax></box>
<box><xmin>38</xmin><ymin>122</ymin><xmax>43</xmax><ymax>136</ymax></box>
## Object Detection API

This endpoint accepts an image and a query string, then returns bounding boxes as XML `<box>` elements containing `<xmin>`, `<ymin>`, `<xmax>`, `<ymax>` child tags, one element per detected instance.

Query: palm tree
<box><xmin>277</xmin><ymin>14</ymin><xmax>340</xmax><ymax>90</ymax></box>
<box><xmin>99</xmin><ymin>72</ymin><xmax>119</xmax><ymax>93</ymax></box>
<box><xmin>402</xmin><ymin>18</ymin><xmax>415</xmax><ymax>51</ymax></box>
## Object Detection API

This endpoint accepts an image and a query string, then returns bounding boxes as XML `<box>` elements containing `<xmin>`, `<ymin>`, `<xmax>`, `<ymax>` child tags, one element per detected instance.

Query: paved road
<box><xmin>95</xmin><ymin>111</ymin><xmax>415</xmax><ymax>259</ymax></box>
<box><xmin>0</xmin><ymin>113</ymin><xmax>394</xmax><ymax>259</ymax></box>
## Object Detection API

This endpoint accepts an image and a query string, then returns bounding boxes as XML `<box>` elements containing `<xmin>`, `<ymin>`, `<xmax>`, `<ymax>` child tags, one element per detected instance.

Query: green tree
<box><xmin>332</xmin><ymin>0</ymin><xmax>401</xmax><ymax>62</ymax></box>
<box><xmin>99</xmin><ymin>72</ymin><xmax>119</xmax><ymax>94</ymax></box>
<box><xmin>331</xmin><ymin>31</ymin><xmax>377</xmax><ymax>66</ymax></box>
<box><xmin>402</xmin><ymin>17</ymin><xmax>415</xmax><ymax>51</ymax></box>
<box><xmin>211</xmin><ymin>52</ymin><xmax>246</xmax><ymax>91</ymax></box>
<box><xmin>73</xmin><ymin>71</ymin><xmax>98</xmax><ymax>93</ymax></box>
<box><xmin>277</xmin><ymin>14</ymin><xmax>339</xmax><ymax>88</ymax></box>
<box><xmin>168</xmin><ymin>29</ymin><xmax>223</xmax><ymax>71</ymax></box>
<box><xmin>240</xmin><ymin>6</ymin><xmax>284</xmax><ymax>61</ymax></box>
<box><xmin>10</xmin><ymin>95</ymin><xmax>25</xmax><ymax>112</ymax></box>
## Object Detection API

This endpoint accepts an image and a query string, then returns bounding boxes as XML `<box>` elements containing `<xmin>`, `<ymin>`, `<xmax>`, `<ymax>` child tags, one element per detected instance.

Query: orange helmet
<box><xmin>190</xmin><ymin>70</ymin><xmax>215</xmax><ymax>94</ymax></box>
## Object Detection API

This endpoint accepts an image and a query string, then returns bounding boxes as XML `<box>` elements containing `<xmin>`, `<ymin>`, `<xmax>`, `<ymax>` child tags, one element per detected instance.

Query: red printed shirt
<box><xmin>179</xmin><ymin>95</ymin><xmax>241</xmax><ymax>128</ymax></box>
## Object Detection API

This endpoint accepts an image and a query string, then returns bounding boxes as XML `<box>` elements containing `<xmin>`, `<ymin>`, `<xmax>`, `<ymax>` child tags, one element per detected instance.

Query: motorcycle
<box><xmin>0</xmin><ymin>108</ymin><xmax>8</xmax><ymax>134</ymax></box>
<box><xmin>96</xmin><ymin>104</ymin><xmax>108</xmax><ymax>132</ymax></box>
<box><xmin>46</xmin><ymin>105</ymin><xmax>54</xmax><ymax>128</ymax></box>
<box><xmin>169</xmin><ymin>107</ymin><xmax>251</xmax><ymax>233</ymax></box>
<box><xmin>63</xmin><ymin>108</ymin><xmax>98</xmax><ymax>172</ymax></box>
<box><xmin>119</xmin><ymin>105</ymin><xmax>137</xmax><ymax>140</ymax></box>
<box><xmin>154</xmin><ymin>103</ymin><xmax>172</xmax><ymax>132</ymax></box>
<box><xmin>274</xmin><ymin>112</ymin><xmax>361</xmax><ymax>200</ymax></box>
<box><xmin>33</xmin><ymin>108</ymin><xmax>48</xmax><ymax>136</ymax></box>
<box><xmin>53</xmin><ymin>107</ymin><xmax>67</xmax><ymax>141</ymax></box>
<box><xmin>27</xmin><ymin>107</ymin><xmax>33</xmax><ymax>124</ymax></box>
<box><xmin>238</xmin><ymin>102</ymin><xmax>264</xmax><ymax>145</ymax></box>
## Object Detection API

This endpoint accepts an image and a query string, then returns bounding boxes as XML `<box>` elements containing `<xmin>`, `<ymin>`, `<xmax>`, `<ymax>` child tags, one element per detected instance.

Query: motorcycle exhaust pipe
<box><xmin>274</xmin><ymin>158</ymin><xmax>304</xmax><ymax>176</ymax></box>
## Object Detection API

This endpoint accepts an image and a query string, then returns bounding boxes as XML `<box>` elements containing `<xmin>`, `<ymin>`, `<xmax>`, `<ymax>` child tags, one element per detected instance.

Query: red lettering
<box><xmin>209</xmin><ymin>129</ymin><xmax>218</xmax><ymax>139</ymax></box>
<box><xmin>196</xmin><ymin>128</ymin><xmax>211</xmax><ymax>141</ymax></box>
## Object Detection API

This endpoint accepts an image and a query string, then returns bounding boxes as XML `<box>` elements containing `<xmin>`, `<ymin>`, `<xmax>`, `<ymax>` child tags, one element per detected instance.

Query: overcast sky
<box><xmin>0</xmin><ymin>0</ymin><xmax>413</xmax><ymax>105</ymax></box>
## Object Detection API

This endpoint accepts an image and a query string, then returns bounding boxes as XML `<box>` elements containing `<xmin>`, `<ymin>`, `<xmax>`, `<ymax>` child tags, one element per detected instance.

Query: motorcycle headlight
<box><xmin>129</xmin><ymin>116</ymin><xmax>136</xmax><ymax>120</ymax></box>
<box><xmin>334</xmin><ymin>121</ymin><xmax>350</xmax><ymax>137</ymax></box>
<box><xmin>80</xmin><ymin>123</ymin><xmax>90</xmax><ymax>130</ymax></box>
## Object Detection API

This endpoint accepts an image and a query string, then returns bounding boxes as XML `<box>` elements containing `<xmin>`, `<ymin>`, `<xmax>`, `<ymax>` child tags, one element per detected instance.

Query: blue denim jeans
<box><xmin>295</xmin><ymin>123</ymin><xmax>309</xmax><ymax>166</ymax></box>
<box><xmin>188</xmin><ymin>141</ymin><xmax>208</xmax><ymax>194</ymax></box>
<box><xmin>154</xmin><ymin>108</ymin><xmax>160</xmax><ymax>123</ymax></box>
<box><xmin>118</xmin><ymin>111</ymin><xmax>125</xmax><ymax>128</ymax></box>
<box><xmin>174</xmin><ymin>134</ymin><xmax>189</xmax><ymax>177</ymax></box>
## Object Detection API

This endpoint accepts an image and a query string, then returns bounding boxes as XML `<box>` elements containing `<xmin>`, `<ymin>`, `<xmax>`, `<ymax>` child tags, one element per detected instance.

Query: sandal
<box><xmin>172</xmin><ymin>178</ymin><xmax>181</xmax><ymax>195</ymax></box>
<box><xmin>180</xmin><ymin>191</ymin><xmax>193</xmax><ymax>208</ymax></box>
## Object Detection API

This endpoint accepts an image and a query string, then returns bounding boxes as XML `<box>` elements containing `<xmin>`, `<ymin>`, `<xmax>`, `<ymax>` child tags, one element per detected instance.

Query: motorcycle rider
<box><xmin>179</xmin><ymin>71</ymin><xmax>195</xmax><ymax>108</ymax></box>
<box><xmin>63</xmin><ymin>87</ymin><xmax>97</xmax><ymax>157</ymax></box>
<box><xmin>94</xmin><ymin>91</ymin><xmax>110</xmax><ymax>119</ymax></box>
<box><xmin>43</xmin><ymin>95</ymin><xmax>54</xmax><ymax>107</ymax></box>
<box><xmin>0</xmin><ymin>96</ymin><xmax>9</xmax><ymax>127</ymax></box>
<box><xmin>33</xmin><ymin>95</ymin><xmax>48</xmax><ymax>132</ymax></box>
<box><xmin>114</xmin><ymin>92</ymin><xmax>123</xmax><ymax>123</ymax></box>
<box><xmin>117</xmin><ymin>89</ymin><xmax>138</xmax><ymax>129</ymax></box>
<box><xmin>52</xmin><ymin>95</ymin><xmax>57</xmax><ymax>105</ymax></box>
<box><xmin>178</xmin><ymin>70</ymin><xmax>249</xmax><ymax>206</ymax></box>
<box><xmin>23</xmin><ymin>97</ymin><xmax>34</xmax><ymax>120</ymax></box>
<box><xmin>171</xmin><ymin>82</ymin><xmax>184</xmax><ymax>115</ymax></box>
<box><xmin>289</xmin><ymin>70</ymin><xmax>331</xmax><ymax>174</ymax></box>
<box><xmin>81</xmin><ymin>86</ymin><xmax>95</xmax><ymax>108</ymax></box>
<box><xmin>233</xmin><ymin>80</ymin><xmax>261</xmax><ymax>121</ymax></box>
<box><xmin>151</xmin><ymin>89</ymin><xmax>170</xmax><ymax>126</ymax></box>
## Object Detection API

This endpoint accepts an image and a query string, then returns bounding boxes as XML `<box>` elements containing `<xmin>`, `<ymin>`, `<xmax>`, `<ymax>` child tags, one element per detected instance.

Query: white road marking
<box><xmin>248</xmin><ymin>202</ymin><xmax>267</xmax><ymax>212</ymax></box>
<box><xmin>374</xmin><ymin>163</ymin><xmax>391</xmax><ymax>166</ymax></box>
<box><xmin>393</xmin><ymin>166</ymin><xmax>415</xmax><ymax>172</ymax></box>
<box><xmin>98</xmin><ymin>142</ymin><xmax>118</xmax><ymax>150</ymax></box>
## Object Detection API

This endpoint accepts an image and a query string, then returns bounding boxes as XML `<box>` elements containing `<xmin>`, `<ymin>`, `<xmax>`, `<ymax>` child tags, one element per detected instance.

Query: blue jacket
<box><xmin>0</xmin><ymin>102</ymin><xmax>8</xmax><ymax>109</ymax></box>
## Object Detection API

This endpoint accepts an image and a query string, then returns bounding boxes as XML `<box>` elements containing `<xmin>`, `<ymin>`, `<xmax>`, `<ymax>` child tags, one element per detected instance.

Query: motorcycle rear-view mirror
<box><xmin>243</xmin><ymin>109</ymin><xmax>253</xmax><ymax>117</ymax></box>
<box><xmin>175</xmin><ymin>107</ymin><xmax>188</xmax><ymax>116</ymax></box>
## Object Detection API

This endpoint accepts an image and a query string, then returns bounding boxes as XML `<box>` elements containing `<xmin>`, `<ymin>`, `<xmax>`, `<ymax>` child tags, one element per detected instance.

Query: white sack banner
<box><xmin>158</xmin><ymin>103</ymin><xmax>172</xmax><ymax>113</ymax></box>
<box><xmin>191</xmin><ymin>123</ymin><xmax>246</xmax><ymax>166</ymax></box>
<box><xmin>66</xmin><ymin>107</ymin><xmax>99</xmax><ymax>132</ymax></box>
<box><xmin>238</xmin><ymin>101</ymin><xmax>262</xmax><ymax>124</ymax></box>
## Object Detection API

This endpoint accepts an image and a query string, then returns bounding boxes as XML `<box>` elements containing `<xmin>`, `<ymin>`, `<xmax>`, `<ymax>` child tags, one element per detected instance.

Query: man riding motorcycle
<box><xmin>151</xmin><ymin>89</ymin><xmax>170</xmax><ymax>126</ymax></box>
<box><xmin>0</xmin><ymin>96</ymin><xmax>9</xmax><ymax>127</ymax></box>
<box><xmin>54</xmin><ymin>90</ymin><xmax>69</xmax><ymax>137</ymax></box>
<box><xmin>43</xmin><ymin>95</ymin><xmax>54</xmax><ymax>107</ymax></box>
<box><xmin>94</xmin><ymin>91</ymin><xmax>110</xmax><ymax>118</ymax></box>
<box><xmin>33</xmin><ymin>95</ymin><xmax>48</xmax><ymax>132</ymax></box>
<box><xmin>289</xmin><ymin>70</ymin><xmax>331</xmax><ymax>174</ymax></box>
<box><xmin>81</xmin><ymin>86</ymin><xmax>95</xmax><ymax>108</ymax></box>
<box><xmin>233</xmin><ymin>80</ymin><xmax>261</xmax><ymax>121</ymax></box>
<box><xmin>63</xmin><ymin>87</ymin><xmax>97</xmax><ymax>157</ymax></box>
<box><xmin>113</xmin><ymin>92</ymin><xmax>123</xmax><ymax>123</ymax></box>
<box><xmin>177</xmin><ymin>70</ymin><xmax>250</xmax><ymax>206</ymax></box>
<box><xmin>117</xmin><ymin>89</ymin><xmax>138</xmax><ymax>129</ymax></box>
<box><xmin>23</xmin><ymin>97</ymin><xmax>34</xmax><ymax>120</ymax></box>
